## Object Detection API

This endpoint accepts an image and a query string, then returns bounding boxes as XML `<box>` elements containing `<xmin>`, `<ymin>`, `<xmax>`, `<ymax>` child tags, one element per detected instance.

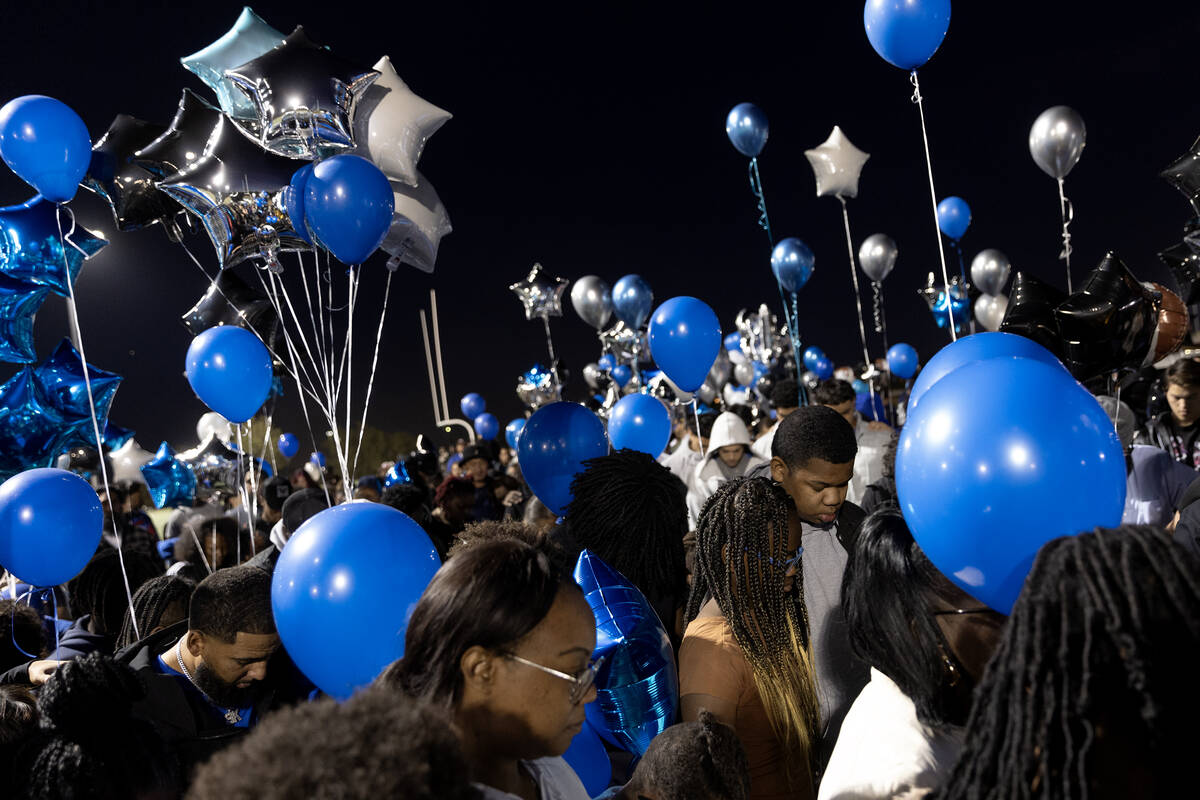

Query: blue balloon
<box><xmin>896</xmin><ymin>357</ymin><xmax>1125</xmax><ymax>614</ymax></box>
<box><xmin>504</xmin><ymin>418</ymin><xmax>526</xmax><ymax>450</ymax></box>
<box><xmin>725</xmin><ymin>102</ymin><xmax>769</xmax><ymax>158</ymax></box>
<box><xmin>648</xmin><ymin>296</ymin><xmax>721</xmax><ymax>393</ymax></box>
<box><xmin>608</xmin><ymin>394</ymin><xmax>671</xmax><ymax>457</ymax></box>
<box><xmin>575</xmin><ymin>549</ymin><xmax>678</xmax><ymax>755</ymax></box>
<box><xmin>803</xmin><ymin>346</ymin><xmax>827</xmax><ymax>372</ymax></box>
<box><xmin>185</xmin><ymin>326</ymin><xmax>273</xmax><ymax>423</ymax></box>
<box><xmin>771</xmin><ymin>238</ymin><xmax>816</xmax><ymax>293</ymax></box>
<box><xmin>0</xmin><ymin>468</ymin><xmax>101</xmax><ymax>587</ymax></box>
<box><xmin>0</xmin><ymin>195</ymin><xmax>107</xmax><ymax>296</ymax></box>
<box><xmin>474</xmin><ymin>412</ymin><xmax>499</xmax><ymax>440</ymax></box>
<box><xmin>597</xmin><ymin>354</ymin><xmax>616</xmax><ymax>372</ymax></box>
<box><xmin>611</xmin><ymin>364</ymin><xmax>632</xmax><ymax>389</ymax></box>
<box><xmin>612</xmin><ymin>274</ymin><xmax>654</xmax><ymax>329</ymax></box>
<box><xmin>304</xmin><ymin>154</ymin><xmax>394</xmax><ymax>264</ymax></box>
<box><xmin>0</xmin><ymin>96</ymin><xmax>91</xmax><ymax>203</ymax></box>
<box><xmin>864</xmin><ymin>0</ymin><xmax>952</xmax><ymax>71</ymax></box>
<box><xmin>723</xmin><ymin>332</ymin><xmax>743</xmax><ymax>352</ymax></box>
<box><xmin>141</xmin><ymin>442</ymin><xmax>198</xmax><ymax>509</ymax></box>
<box><xmin>179</xmin><ymin>7</ymin><xmax>288</xmax><ymax>122</ymax></box>
<box><xmin>0</xmin><ymin>274</ymin><xmax>47</xmax><ymax>365</ymax></box>
<box><xmin>936</xmin><ymin>196</ymin><xmax>971</xmax><ymax>240</ymax></box>
<box><xmin>887</xmin><ymin>343</ymin><xmax>920</xmax><ymax>379</ymax></box>
<box><xmin>460</xmin><ymin>392</ymin><xmax>486</xmax><ymax>419</ymax></box>
<box><xmin>852</xmin><ymin>379</ymin><xmax>870</xmax><ymax>395</ymax></box>
<box><xmin>908</xmin><ymin>332</ymin><xmax>1066</xmax><ymax>414</ymax></box>
<box><xmin>562</xmin><ymin>722</ymin><xmax>612</xmax><ymax>798</ymax></box>
<box><xmin>271</xmin><ymin>502</ymin><xmax>441</xmax><ymax>699</ymax></box>
<box><xmin>931</xmin><ymin>285</ymin><xmax>971</xmax><ymax>332</ymax></box>
<box><xmin>517</xmin><ymin>402</ymin><xmax>609</xmax><ymax>515</ymax></box>
<box><xmin>277</xmin><ymin>432</ymin><xmax>299</xmax><ymax>459</ymax></box>
<box><xmin>311</xmin><ymin>451</ymin><xmax>327</xmax><ymax>468</ymax></box>
<box><xmin>857</xmin><ymin>391</ymin><xmax>889</xmax><ymax>423</ymax></box>
<box><xmin>812</xmin><ymin>356</ymin><xmax>834</xmax><ymax>380</ymax></box>
<box><xmin>283</xmin><ymin>164</ymin><xmax>315</xmax><ymax>245</ymax></box>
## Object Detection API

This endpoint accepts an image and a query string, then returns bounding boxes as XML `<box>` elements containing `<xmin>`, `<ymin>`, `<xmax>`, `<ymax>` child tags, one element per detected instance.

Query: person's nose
<box><xmin>244</xmin><ymin>661</ymin><xmax>269</xmax><ymax>682</ymax></box>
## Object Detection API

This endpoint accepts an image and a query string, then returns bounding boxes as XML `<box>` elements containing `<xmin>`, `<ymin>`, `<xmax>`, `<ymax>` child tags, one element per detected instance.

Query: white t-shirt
<box><xmin>818</xmin><ymin>669</ymin><xmax>963</xmax><ymax>800</ymax></box>
<box><xmin>473</xmin><ymin>757</ymin><xmax>591</xmax><ymax>800</ymax></box>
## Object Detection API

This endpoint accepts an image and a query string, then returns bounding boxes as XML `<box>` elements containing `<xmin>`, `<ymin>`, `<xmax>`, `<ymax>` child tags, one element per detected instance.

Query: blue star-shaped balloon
<box><xmin>33</xmin><ymin>339</ymin><xmax>122</xmax><ymax>449</ymax></box>
<box><xmin>102</xmin><ymin>420</ymin><xmax>135</xmax><ymax>450</ymax></box>
<box><xmin>574</xmin><ymin>549</ymin><xmax>678</xmax><ymax>756</ymax></box>
<box><xmin>141</xmin><ymin>441</ymin><xmax>198</xmax><ymax>509</ymax></box>
<box><xmin>0</xmin><ymin>196</ymin><xmax>107</xmax><ymax>296</ymax></box>
<box><xmin>0</xmin><ymin>271</ymin><xmax>50</xmax><ymax>363</ymax></box>
<box><xmin>0</xmin><ymin>369</ymin><xmax>71</xmax><ymax>479</ymax></box>
<box><xmin>383</xmin><ymin>460</ymin><xmax>411</xmax><ymax>488</ymax></box>
<box><xmin>932</xmin><ymin>285</ymin><xmax>971</xmax><ymax>333</ymax></box>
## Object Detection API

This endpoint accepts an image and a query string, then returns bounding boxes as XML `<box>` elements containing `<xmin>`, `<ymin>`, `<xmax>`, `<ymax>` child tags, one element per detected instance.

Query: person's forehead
<box><xmin>793</xmin><ymin>457</ymin><xmax>853</xmax><ymax>481</ymax></box>
<box><xmin>215</xmin><ymin>631</ymin><xmax>280</xmax><ymax>657</ymax></box>
<box><xmin>1168</xmin><ymin>383</ymin><xmax>1199</xmax><ymax>395</ymax></box>
<box><xmin>520</xmin><ymin>590</ymin><xmax>596</xmax><ymax>656</ymax></box>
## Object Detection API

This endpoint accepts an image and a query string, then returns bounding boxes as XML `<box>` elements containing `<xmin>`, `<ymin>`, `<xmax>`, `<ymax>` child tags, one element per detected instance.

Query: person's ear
<box><xmin>460</xmin><ymin>646</ymin><xmax>497</xmax><ymax>695</ymax></box>
<box><xmin>770</xmin><ymin>457</ymin><xmax>788</xmax><ymax>483</ymax></box>
<box><xmin>185</xmin><ymin>630</ymin><xmax>205</xmax><ymax>659</ymax></box>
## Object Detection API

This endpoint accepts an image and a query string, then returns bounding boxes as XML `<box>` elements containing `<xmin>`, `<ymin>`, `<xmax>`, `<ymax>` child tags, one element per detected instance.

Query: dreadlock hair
<box><xmin>685</xmin><ymin>477</ymin><xmax>821</xmax><ymax>787</ymax></box>
<box><xmin>811</xmin><ymin>378</ymin><xmax>855</xmax><ymax>407</ymax></box>
<box><xmin>66</xmin><ymin>547</ymin><xmax>163</xmax><ymax>636</ymax></box>
<box><xmin>187</xmin><ymin>684</ymin><xmax>474</xmax><ymax>800</ymax></box>
<box><xmin>771</xmin><ymin>404</ymin><xmax>857</xmax><ymax>468</ymax></box>
<box><xmin>935</xmin><ymin>526</ymin><xmax>1200</xmax><ymax>800</ymax></box>
<box><xmin>629</xmin><ymin>709</ymin><xmax>751</xmax><ymax>800</ymax></box>
<box><xmin>189</xmin><ymin>565</ymin><xmax>275</xmax><ymax>643</ymax></box>
<box><xmin>563</xmin><ymin>449</ymin><xmax>689</xmax><ymax>620</ymax></box>
<box><xmin>0</xmin><ymin>599</ymin><xmax>47</xmax><ymax>672</ymax></box>
<box><xmin>115</xmin><ymin>574</ymin><xmax>195</xmax><ymax>651</ymax></box>
<box><xmin>12</xmin><ymin>653</ymin><xmax>180</xmax><ymax>799</ymax></box>
<box><xmin>382</xmin><ymin>537</ymin><xmax>576</xmax><ymax>708</ymax></box>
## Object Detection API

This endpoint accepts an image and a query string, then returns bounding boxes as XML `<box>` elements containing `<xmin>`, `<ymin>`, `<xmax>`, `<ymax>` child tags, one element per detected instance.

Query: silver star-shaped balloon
<box><xmin>509</xmin><ymin>263</ymin><xmax>569</xmax><ymax>321</ymax></box>
<box><xmin>804</xmin><ymin>126</ymin><xmax>870</xmax><ymax>199</ymax></box>
<box><xmin>598</xmin><ymin>320</ymin><xmax>645</xmax><ymax>363</ymax></box>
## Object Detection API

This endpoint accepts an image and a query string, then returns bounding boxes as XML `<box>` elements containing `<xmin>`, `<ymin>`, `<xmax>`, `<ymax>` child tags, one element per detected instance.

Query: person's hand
<box><xmin>29</xmin><ymin>660</ymin><xmax>63</xmax><ymax>685</ymax></box>
<box><xmin>1168</xmin><ymin>510</ymin><xmax>1181</xmax><ymax>533</ymax></box>
<box><xmin>502</xmin><ymin>490</ymin><xmax>524</xmax><ymax>507</ymax></box>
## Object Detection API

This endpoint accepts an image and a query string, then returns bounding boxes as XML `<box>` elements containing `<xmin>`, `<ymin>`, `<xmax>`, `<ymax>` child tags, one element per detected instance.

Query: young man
<box><xmin>813</xmin><ymin>378</ymin><xmax>892</xmax><ymax>506</ymax></box>
<box><xmin>686</xmin><ymin>412</ymin><xmax>768</xmax><ymax>526</ymax></box>
<box><xmin>660</xmin><ymin>411</ymin><xmax>717</xmax><ymax>483</ymax></box>
<box><xmin>1136</xmin><ymin>359</ymin><xmax>1200</xmax><ymax>469</ymax></box>
<box><xmin>459</xmin><ymin>444</ymin><xmax>522</xmax><ymax>522</ymax></box>
<box><xmin>767</xmin><ymin>405</ymin><xmax>871</xmax><ymax>776</ymax></box>
<box><xmin>120</xmin><ymin>565</ymin><xmax>287</xmax><ymax>771</ymax></box>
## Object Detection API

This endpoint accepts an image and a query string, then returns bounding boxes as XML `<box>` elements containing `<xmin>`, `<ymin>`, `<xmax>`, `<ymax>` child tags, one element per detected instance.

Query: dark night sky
<box><xmin>3</xmin><ymin>2</ymin><xmax>1199</xmax><ymax>457</ymax></box>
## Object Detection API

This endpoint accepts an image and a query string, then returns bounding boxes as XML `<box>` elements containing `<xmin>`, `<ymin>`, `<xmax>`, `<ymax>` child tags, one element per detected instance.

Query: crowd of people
<box><xmin>1</xmin><ymin>359</ymin><xmax>1199</xmax><ymax>799</ymax></box>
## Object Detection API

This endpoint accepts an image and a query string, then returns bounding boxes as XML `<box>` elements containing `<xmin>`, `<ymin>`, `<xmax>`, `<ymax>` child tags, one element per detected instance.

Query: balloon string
<box><xmin>235</xmin><ymin>423</ymin><xmax>256</xmax><ymax>557</ymax></box>
<box><xmin>748</xmin><ymin>157</ymin><xmax>774</xmax><ymax>248</ymax></box>
<box><xmin>1058</xmin><ymin>177</ymin><xmax>1074</xmax><ymax>294</ymax></box>
<box><xmin>542</xmin><ymin>316</ymin><xmax>561</xmax><ymax>392</ymax></box>
<box><xmin>296</xmin><ymin>250</ymin><xmax>333</xmax><ymax>409</ymax></box>
<box><xmin>838</xmin><ymin>199</ymin><xmax>875</xmax><ymax>406</ymax></box>
<box><xmin>341</xmin><ymin>268</ymin><xmax>358</xmax><ymax>478</ymax></box>
<box><xmin>789</xmin><ymin>292</ymin><xmax>807</xmax><ymax>406</ymax></box>
<box><xmin>55</xmin><ymin>206</ymin><xmax>139</xmax><ymax>642</ymax></box>
<box><xmin>951</xmin><ymin>239</ymin><xmax>967</xmax><ymax>285</ymax></box>
<box><xmin>10</xmin><ymin>587</ymin><xmax>60</xmax><ymax>660</ymax></box>
<box><xmin>910</xmin><ymin>70</ymin><xmax>957</xmax><ymax>342</ymax></box>
<box><xmin>351</xmin><ymin>269</ymin><xmax>393</xmax><ymax>481</ymax></box>
<box><xmin>691</xmin><ymin>398</ymin><xmax>703</xmax><ymax>447</ymax></box>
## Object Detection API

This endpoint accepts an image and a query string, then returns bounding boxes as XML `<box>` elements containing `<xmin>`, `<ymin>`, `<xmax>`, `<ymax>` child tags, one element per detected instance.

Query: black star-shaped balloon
<box><xmin>224</xmin><ymin>26</ymin><xmax>379</xmax><ymax>158</ymax></box>
<box><xmin>999</xmin><ymin>271</ymin><xmax>1068</xmax><ymax>360</ymax></box>
<box><xmin>1161</xmin><ymin>136</ymin><xmax>1200</xmax><ymax>217</ymax></box>
<box><xmin>83</xmin><ymin>114</ymin><xmax>183</xmax><ymax>232</ymax></box>
<box><xmin>509</xmin><ymin>263</ymin><xmax>568</xmax><ymax>321</ymax></box>
<box><xmin>1159</xmin><ymin>220</ymin><xmax>1200</xmax><ymax>305</ymax></box>
<box><xmin>1055</xmin><ymin>252</ymin><xmax>1156</xmax><ymax>380</ymax></box>
<box><xmin>181</xmin><ymin>269</ymin><xmax>281</xmax><ymax>350</ymax></box>
<box><xmin>133</xmin><ymin>89</ymin><xmax>224</xmax><ymax>180</ymax></box>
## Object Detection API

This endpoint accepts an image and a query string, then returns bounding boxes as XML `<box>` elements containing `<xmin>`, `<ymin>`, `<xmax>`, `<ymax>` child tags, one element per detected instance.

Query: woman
<box><xmin>819</xmin><ymin>508</ymin><xmax>1006</xmax><ymax>799</ymax></box>
<box><xmin>383</xmin><ymin>537</ymin><xmax>597</xmax><ymax>800</ymax></box>
<box><xmin>680</xmin><ymin>477</ymin><xmax>821</xmax><ymax>800</ymax></box>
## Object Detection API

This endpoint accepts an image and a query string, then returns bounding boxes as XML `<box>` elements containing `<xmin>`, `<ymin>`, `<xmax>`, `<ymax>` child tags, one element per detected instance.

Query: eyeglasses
<box><xmin>501</xmin><ymin>652</ymin><xmax>607</xmax><ymax>704</ymax></box>
<box><xmin>743</xmin><ymin>545</ymin><xmax>804</xmax><ymax>571</ymax></box>
<box><xmin>930</xmin><ymin>607</ymin><xmax>993</xmax><ymax>616</ymax></box>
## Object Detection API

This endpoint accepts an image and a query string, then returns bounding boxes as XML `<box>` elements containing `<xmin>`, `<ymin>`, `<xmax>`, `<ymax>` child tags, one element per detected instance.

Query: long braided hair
<box><xmin>115</xmin><ymin>574</ymin><xmax>195</xmax><ymax>651</ymax></box>
<box><xmin>935</xmin><ymin>525</ymin><xmax>1200</xmax><ymax>800</ymax></box>
<box><xmin>685</xmin><ymin>476</ymin><xmax>821</xmax><ymax>785</ymax></box>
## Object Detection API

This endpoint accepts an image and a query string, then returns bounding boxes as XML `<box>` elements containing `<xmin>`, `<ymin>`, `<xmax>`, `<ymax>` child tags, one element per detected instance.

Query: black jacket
<box><xmin>1135</xmin><ymin>412</ymin><xmax>1200</xmax><ymax>469</ymax></box>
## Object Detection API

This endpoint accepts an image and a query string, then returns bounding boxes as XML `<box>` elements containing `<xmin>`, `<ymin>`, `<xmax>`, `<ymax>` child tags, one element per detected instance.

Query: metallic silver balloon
<box><xmin>970</xmin><ymin>249</ymin><xmax>1012</xmax><ymax>296</ymax></box>
<box><xmin>975</xmin><ymin>293</ymin><xmax>1009</xmax><ymax>332</ymax></box>
<box><xmin>858</xmin><ymin>233</ymin><xmax>898</xmax><ymax>283</ymax></box>
<box><xmin>570</xmin><ymin>275</ymin><xmax>613</xmax><ymax>330</ymax></box>
<box><xmin>801</xmin><ymin>370</ymin><xmax>820</xmax><ymax>390</ymax></box>
<box><xmin>707</xmin><ymin>349</ymin><xmax>732</xmax><ymax>387</ymax></box>
<box><xmin>582</xmin><ymin>362</ymin><xmax>607</xmax><ymax>391</ymax></box>
<box><xmin>803</xmin><ymin>126</ymin><xmax>869</xmax><ymax>199</ymax></box>
<box><xmin>509</xmin><ymin>263</ymin><xmax>568</xmax><ymax>321</ymax></box>
<box><xmin>598</xmin><ymin>321</ymin><xmax>645</xmax><ymax>364</ymax></box>
<box><xmin>734</xmin><ymin>361</ymin><xmax>754</xmax><ymax>386</ymax></box>
<box><xmin>696</xmin><ymin>382</ymin><xmax>717</xmax><ymax>405</ymax></box>
<box><xmin>735</xmin><ymin>305</ymin><xmax>777</xmax><ymax>365</ymax></box>
<box><xmin>1029</xmin><ymin>106</ymin><xmax>1086</xmax><ymax>180</ymax></box>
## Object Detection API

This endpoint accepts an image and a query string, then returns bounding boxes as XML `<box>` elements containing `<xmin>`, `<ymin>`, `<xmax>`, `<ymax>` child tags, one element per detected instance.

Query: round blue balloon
<box><xmin>611</xmin><ymin>364</ymin><xmax>632</xmax><ymax>389</ymax></box>
<box><xmin>185</xmin><ymin>326</ymin><xmax>273</xmax><ymax>423</ymax></box>
<box><xmin>896</xmin><ymin>357</ymin><xmax>1125</xmax><ymax>614</ymax></box>
<box><xmin>863</xmin><ymin>0</ymin><xmax>952</xmax><ymax>71</ymax></box>
<box><xmin>0</xmin><ymin>468</ymin><xmax>101</xmax><ymax>587</ymax></box>
<box><xmin>887</xmin><ymin>343</ymin><xmax>920</xmax><ymax>379</ymax></box>
<box><xmin>474</xmin><ymin>412</ymin><xmax>499</xmax><ymax>440</ymax></box>
<box><xmin>723</xmin><ymin>332</ymin><xmax>743</xmax><ymax>352</ymax></box>
<box><xmin>505</xmin><ymin>418</ymin><xmax>526</xmax><ymax>450</ymax></box>
<box><xmin>304</xmin><ymin>154</ymin><xmax>394</xmax><ymax>264</ymax></box>
<box><xmin>517</xmin><ymin>402</ymin><xmax>609</xmax><ymax>516</ymax></box>
<box><xmin>725</xmin><ymin>102</ymin><xmax>769</xmax><ymax>158</ymax></box>
<box><xmin>563</xmin><ymin>722</ymin><xmax>612</xmax><ymax>798</ymax></box>
<box><xmin>908</xmin><ymin>332</ymin><xmax>1066</xmax><ymax>414</ymax></box>
<box><xmin>936</xmin><ymin>196</ymin><xmax>971</xmax><ymax>240</ymax></box>
<box><xmin>803</xmin><ymin>346</ymin><xmax>827</xmax><ymax>372</ymax></box>
<box><xmin>311</xmin><ymin>451</ymin><xmax>326</xmax><ymax>468</ymax></box>
<box><xmin>612</xmin><ymin>275</ymin><xmax>654</xmax><ymax>329</ymax></box>
<box><xmin>597</xmin><ymin>354</ymin><xmax>616</xmax><ymax>372</ymax></box>
<box><xmin>852</xmin><ymin>379</ymin><xmax>870</xmax><ymax>395</ymax></box>
<box><xmin>283</xmin><ymin>164</ymin><xmax>315</xmax><ymax>246</ymax></box>
<box><xmin>0</xmin><ymin>96</ymin><xmax>91</xmax><ymax>203</ymax></box>
<box><xmin>812</xmin><ymin>356</ymin><xmax>834</xmax><ymax>380</ymax></box>
<box><xmin>277</xmin><ymin>432</ymin><xmax>299</xmax><ymax>459</ymax></box>
<box><xmin>271</xmin><ymin>502</ymin><xmax>441</xmax><ymax>699</ymax></box>
<box><xmin>460</xmin><ymin>393</ymin><xmax>486</xmax><ymax>419</ymax></box>
<box><xmin>648</xmin><ymin>296</ymin><xmax>721</xmax><ymax>393</ymax></box>
<box><xmin>608</xmin><ymin>394</ymin><xmax>671</xmax><ymax>457</ymax></box>
<box><xmin>771</xmin><ymin>238</ymin><xmax>816</xmax><ymax>293</ymax></box>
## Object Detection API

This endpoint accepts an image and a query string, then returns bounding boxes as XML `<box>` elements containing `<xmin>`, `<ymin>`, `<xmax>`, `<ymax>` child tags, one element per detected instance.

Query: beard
<box><xmin>192</xmin><ymin>661</ymin><xmax>266</xmax><ymax>710</ymax></box>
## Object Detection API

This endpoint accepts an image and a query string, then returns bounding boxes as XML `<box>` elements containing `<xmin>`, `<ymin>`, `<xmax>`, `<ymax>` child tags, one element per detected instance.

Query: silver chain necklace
<box><xmin>174</xmin><ymin>640</ymin><xmax>243</xmax><ymax>725</ymax></box>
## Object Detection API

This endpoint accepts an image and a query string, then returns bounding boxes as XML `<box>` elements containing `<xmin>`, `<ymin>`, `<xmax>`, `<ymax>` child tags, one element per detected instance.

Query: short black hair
<box><xmin>115</xmin><ymin>575</ymin><xmax>195</xmax><ymax>651</ymax></box>
<box><xmin>697</xmin><ymin>411</ymin><xmax>720</xmax><ymax>440</ymax></box>
<box><xmin>0</xmin><ymin>599</ymin><xmax>46</xmax><ymax>673</ymax></box>
<box><xmin>259</xmin><ymin>476</ymin><xmax>293</xmax><ymax>512</ymax></box>
<box><xmin>281</xmin><ymin>488</ymin><xmax>330</xmax><ymax>536</ymax></box>
<box><xmin>189</xmin><ymin>565</ymin><xmax>275</xmax><ymax>642</ymax></box>
<box><xmin>187</xmin><ymin>685</ymin><xmax>474</xmax><ymax>800</ymax></box>
<box><xmin>1166</xmin><ymin>358</ymin><xmax>1200</xmax><ymax>390</ymax></box>
<box><xmin>812</xmin><ymin>378</ymin><xmax>855</xmax><ymax>406</ymax></box>
<box><xmin>67</xmin><ymin>547</ymin><xmax>164</xmax><ymax>636</ymax></box>
<box><xmin>0</xmin><ymin>684</ymin><xmax>37</xmax><ymax>746</ymax></box>
<box><xmin>771</xmin><ymin>379</ymin><xmax>800</xmax><ymax>411</ymax></box>
<box><xmin>771</xmin><ymin>405</ymin><xmax>858</xmax><ymax>467</ymax></box>
<box><xmin>634</xmin><ymin>710</ymin><xmax>751</xmax><ymax>800</ymax></box>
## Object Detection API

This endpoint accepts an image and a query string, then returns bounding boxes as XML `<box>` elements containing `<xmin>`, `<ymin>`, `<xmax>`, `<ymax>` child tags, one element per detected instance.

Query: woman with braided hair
<box><xmin>115</xmin><ymin>574</ymin><xmax>195</xmax><ymax>651</ymax></box>
<box><xmin>680</xmin><ymin>476</ymin><xmax>821</xmax><ymax>800</ymax></box>
<box><xmin>933</xmin><ymin>525</ymin><xmax>1200</xmax><ymax>800</ymax></box>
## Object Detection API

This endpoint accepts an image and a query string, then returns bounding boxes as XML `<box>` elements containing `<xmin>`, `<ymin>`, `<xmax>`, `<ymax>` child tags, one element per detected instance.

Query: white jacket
<box><xmin>685</xmin><ymin>413</ymin><xmax>768</xmax><ymax>525</ymax></box>
<box><xmin>849</xmin><ymin>415</ymin><xmax>892</xmax><ymax>507</ymax></box>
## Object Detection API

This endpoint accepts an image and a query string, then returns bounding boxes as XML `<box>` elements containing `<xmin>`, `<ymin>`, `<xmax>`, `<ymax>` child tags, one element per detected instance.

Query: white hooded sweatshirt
<box><xmin>685</xmin><ymin>412</ymin><xmax>768</xmax><ymax>526</ymax></box>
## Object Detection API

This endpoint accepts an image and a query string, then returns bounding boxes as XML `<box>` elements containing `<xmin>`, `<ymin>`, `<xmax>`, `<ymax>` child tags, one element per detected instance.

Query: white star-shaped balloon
<box><xmin>804</xmin><ymin>126</ymin><xmax>870</xmax><ymax>199</ymax></box>
<box><xmin>509</xmin><ymin>263</ymin><xmax>569</xmax><ymax>321</ymax></box>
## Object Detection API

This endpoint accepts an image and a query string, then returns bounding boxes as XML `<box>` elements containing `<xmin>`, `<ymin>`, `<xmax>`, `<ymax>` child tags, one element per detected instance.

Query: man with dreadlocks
<box><xmin>932</xmin><ymin>525</ymin><xmax>1200</xmax><ymax>800</ymax></box>
<box><xmin>681</xmin><ymin>477</ymin><xmax>823</xmax><ymax>800</ymax></box>
<box><xmin>561</xmin><ymin>449</ymin><xmax>690</xmax><ymax>647</ymax></box>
